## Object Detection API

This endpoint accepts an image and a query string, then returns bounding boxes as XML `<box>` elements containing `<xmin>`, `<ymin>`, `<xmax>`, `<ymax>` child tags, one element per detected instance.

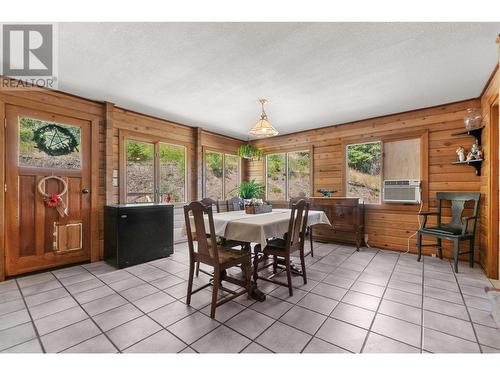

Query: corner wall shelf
<box><xmin>452</xmin><ymin>159</ymin><xmax>484</xmax><ymax>176</ymax></box>
<box><xmin>451</xmin><ymin>126</ymin><xmax>484</xmax><ymax>145</ymax></box>
<box><xmin>451</xmin><ymin>126</ymin><xmax>484</xmax><ymax>176</ymax></box>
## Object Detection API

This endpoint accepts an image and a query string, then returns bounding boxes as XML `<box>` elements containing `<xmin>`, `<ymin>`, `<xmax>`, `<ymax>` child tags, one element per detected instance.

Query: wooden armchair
<box><xmin>289</xmin><ymin>197</ymin><xmax>314</xmax><ymax>257</ymax></box>
<box><xmin>417</xmin><ymin>192</ymin><xmax>480</xmax><ymax>273</ymax></box>
<box><xmin>184</xmin><ymin>201</ymin><xmax>252</xmax><ymax>318</ymax></box>
<box><xmin>253</xmin><ymin>199</ymin><xmax>310</xmax><ymax>296</ymax></box>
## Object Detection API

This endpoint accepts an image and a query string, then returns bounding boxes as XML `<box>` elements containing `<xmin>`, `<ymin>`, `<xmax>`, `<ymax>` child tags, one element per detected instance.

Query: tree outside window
<box><xmin>266</xmin><ymin>150</ymin><xmax>311</xmax><ymax>201</ymax></box>
<box><xmin>346</xmin><ymin>141</ymin><xmax>382</xmax><ymax>204</ymax></box>
<box><xmin>204</xmin><ymin>151</ymin><xmax>241</xmax><ymax>200</ymax></box>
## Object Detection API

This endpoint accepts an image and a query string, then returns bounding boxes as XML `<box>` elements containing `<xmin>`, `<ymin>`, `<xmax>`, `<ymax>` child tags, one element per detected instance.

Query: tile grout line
<box><xmin>247</xmin><ymin>244</ymin><xmax>346</xmax><ymax>353</ymax></box>
<box><xmin>222</xmin><ymin>243</ymin><xmax>343</xmax><ymax>353</ymax></box>
<box><xmin>298</xmin><ymin>248</ymin><xmax>376</xmax><ymax>353</ymax></box>
<box><xmin>11</xmin><ymin>279</ymin><xmax>47</xmax><ymax>353</ymax></box>
<box><xmin>50</xmin><ymin>270</ymin><xmax>122</xmax><ymax>353</ymax></box>
<box><xmin>359</xmin><ymin>251</ymin><xmax>401</xmax><ymax>353</ymax></box>
<box><xmin>419</xmin><ymin>254</ymin><xmax>426</xmax><ymax>353</ymax></box>
<box><xmin>301</xmin><ymin>247</ymin><xmax>386</xmax><ymax>353</ymax></box>
<box><xmin>160</xmin><ymin>252</ymin><xmax>484</xmax><ymax>354</ymax></box>
<box><xmin>449</xmin><ymin>261</ymin><xmax>483</xmax><ymax>353</ymax></box>
<box><xmin>1</xmin><ymin>243</ymin><xmax>494</xmax><ymax>353</ymax></box>
<box><xmin>91</xmin><ymin>259</ymin><xmax>257</xmax><ymax>352</ymax></box>
<box><xmin>90</xmin><ymin>267</ymin><xmax>200</xmax><ymax>352</ymax></box>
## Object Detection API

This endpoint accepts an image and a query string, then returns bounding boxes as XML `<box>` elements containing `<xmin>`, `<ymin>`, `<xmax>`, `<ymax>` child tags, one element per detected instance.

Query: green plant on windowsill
<box><xmin>238</xmin><ymin>179</ymin><xmax>265</xmax><ymax>200</ymax></box>
<box><xmin>237</xmin><ymin>143</ymin><xmax>263</xmax><ymax>161</ymax></box>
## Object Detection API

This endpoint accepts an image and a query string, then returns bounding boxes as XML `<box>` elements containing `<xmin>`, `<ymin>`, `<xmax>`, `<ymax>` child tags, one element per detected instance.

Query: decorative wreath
<box><xmin>38</xmin><ymin>176</ymin><xmax>69</xmax><ymax>217</ymax></box>
<box><xmin>33</xmin><ymin>124</ymin><xmax>79</xmax><ymax>156</ymax></box>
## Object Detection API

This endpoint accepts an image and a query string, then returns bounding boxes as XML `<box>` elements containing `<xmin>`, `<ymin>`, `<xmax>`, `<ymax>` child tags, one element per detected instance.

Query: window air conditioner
<box><xmin>383</xmin><ymin>179</ymin><xmax>421</xmax><ymax>204</ymax></box>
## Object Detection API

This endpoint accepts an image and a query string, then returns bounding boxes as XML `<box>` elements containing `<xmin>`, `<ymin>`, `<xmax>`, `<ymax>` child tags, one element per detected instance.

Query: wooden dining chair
<box><xmin>289</xmin><ymin>197</ymin><xmax>314</xmax><ymax>257</ymax></box>
<box><xmin>184</xmin><ymin>201</ymin><xmax>252</xmax><ymax>318</ymax></box>
<box><xmin>226</xmin><ymin>196</ymin><xmax>244</xmax><ymax>211</ymax></box>
<box><xmin>200</xmin><ymin>197</ymin><xmax>220</xmax><ymax>213</ymax></box>
<box><xmin>253</xmin><ymin>199</ymin><xmax>310</xmax><ymax>296</ymax></box>
<box><xmin>195</xmin><ymin>197</ymin><xmax>221</xmax><ymax>276</ymax></box>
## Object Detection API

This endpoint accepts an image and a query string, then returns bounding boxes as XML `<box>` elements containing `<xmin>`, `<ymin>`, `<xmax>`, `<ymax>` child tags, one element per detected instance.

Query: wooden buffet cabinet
<box><xmin>309</xmin><ymin>197</ymin><xmax>365</xmax><ymax>250</ymax></box>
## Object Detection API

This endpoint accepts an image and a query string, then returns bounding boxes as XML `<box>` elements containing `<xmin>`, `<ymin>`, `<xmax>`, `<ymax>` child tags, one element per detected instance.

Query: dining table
<box><xmin>183</xmin><ymin>208</ymin><xmax>331</xmax><ymax>247</ymax></box>
<box><xmin>182</xmin><ymin>207</ymin><xmax>332</xmax><ymax>301</ymax></box>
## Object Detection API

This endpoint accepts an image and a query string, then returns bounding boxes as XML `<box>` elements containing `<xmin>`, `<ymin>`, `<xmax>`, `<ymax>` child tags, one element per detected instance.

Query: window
<box><xmin>126</xmin><ymin>140</ymin><xmax>155</xmax><ymax>203</ymax></box>
<box><xmin>159</xmin><ymin>142</ymin><xmax>187</xmax><ymax>203</ymax></box>
<box><xmin>346</xmin><ymin>141</ymin><xmax>382</xmax><ymax>204</ymax></box>
<box><xmin>266</xmin><ymin>150</ymin><xmax>311</xmax><ymax>200</ymax></box>
<box><xmin>266</xmin><ymin>153</ymin><xmax>286</xmax><ymax>200</ymax></box>
<box><xmin>125</xmin><ymin>138</ymin><xmax>187</xmax><ymax>204</ymax></box>
<box><xmin>19</xmin><ymin>117</ymin><xmax>81</xmax><ymax>170</ymax></box>
<box><xmin>224</xmin><ymin>154</ymin><xmax>240</xmax><ymax>199</ymax></box>
<box><xmin>288</xmin><ymin>151</ymin><xmax>311</xmax><ymax>199</ymax></box>
<box><xmin>204</xmin><ymin>151</ymin><xmax>241</xmax><ymax>200</ymax></box>
<box><xmin>204</xmin><ymin>151</ymin><xmax>223</xmax><ymax>200</ymax></box>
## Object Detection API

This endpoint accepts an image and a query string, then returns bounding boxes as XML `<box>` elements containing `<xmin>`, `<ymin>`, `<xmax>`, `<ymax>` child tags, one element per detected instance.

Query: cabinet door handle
<box><xmin>81</xmin><ymin>188</ymin><xmax>89</xmax><ymax>194</ymax></box>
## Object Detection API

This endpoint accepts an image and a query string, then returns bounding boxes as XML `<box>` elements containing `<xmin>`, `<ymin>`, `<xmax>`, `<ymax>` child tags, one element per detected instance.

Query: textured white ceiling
<box><xmin>57</xmin><ymin>23</ymin><xmax>499</xmax><ymax>139</ymax></box>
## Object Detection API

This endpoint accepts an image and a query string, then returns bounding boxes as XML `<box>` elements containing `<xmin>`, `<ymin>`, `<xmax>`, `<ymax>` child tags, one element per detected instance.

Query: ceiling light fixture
<box><xmin>249</xmin><ymin>98</ymin><xmax>279</xmax><ymax>137</ymax></box>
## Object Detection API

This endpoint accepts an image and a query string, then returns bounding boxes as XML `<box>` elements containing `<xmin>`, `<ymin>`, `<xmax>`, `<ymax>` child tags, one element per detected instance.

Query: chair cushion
<box><xmin>266</xmin><ymin>237</ymin><xmax>286</xmax><ymax>249</ymax></box>
<box><xmin>209</xmin><ymin>247</ymin><xmax>250</xmax><ymax>264</ymax></box>
<box><xmin>422</xmin><ymin>225</ymin><xmax>463</xmax><ymax>235</ymax></box>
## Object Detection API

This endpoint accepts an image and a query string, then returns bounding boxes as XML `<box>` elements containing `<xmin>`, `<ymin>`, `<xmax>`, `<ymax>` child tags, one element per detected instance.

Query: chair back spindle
<box><xmin>184</xmin><ymin>201</ymin><xmax>219</xmax><ymax>264</ymax></box>
<box><xmin>286</xmin><ymin>199</ymin><xmax>309</xmax><ymax>252</ymax></box>
<box><xmin>435</xmin><ymin>192</ymin><xmax>480</xmax><ymax>233</ymax></box>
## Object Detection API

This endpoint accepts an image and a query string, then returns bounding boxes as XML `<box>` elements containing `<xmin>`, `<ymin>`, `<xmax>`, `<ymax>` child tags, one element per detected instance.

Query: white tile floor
<box><xmin>1</xmin><ymin>241</ymin><xmax>499</xmax><ymax>353</ymax></box>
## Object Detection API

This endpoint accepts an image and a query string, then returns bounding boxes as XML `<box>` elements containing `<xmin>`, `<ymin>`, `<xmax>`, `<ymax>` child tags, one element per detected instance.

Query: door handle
<box><xmin>81</xmin><ymin>188</ymin><xmax>89</xmax><ymax>194</ymax></box>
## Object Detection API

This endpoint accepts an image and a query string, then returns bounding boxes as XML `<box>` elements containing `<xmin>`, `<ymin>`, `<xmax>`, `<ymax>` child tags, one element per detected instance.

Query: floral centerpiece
<box><xmin>244</xmin><ymin>198</ymin><xmax>272</xmax><ymax>215</ymax></box>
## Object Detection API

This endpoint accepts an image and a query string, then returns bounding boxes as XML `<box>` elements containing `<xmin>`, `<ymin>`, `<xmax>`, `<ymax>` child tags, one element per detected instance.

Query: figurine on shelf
<box><xmin>477</xmin><ymin>147</ymin><xmax>484</xmax><ymax>160</ymax></box>
<box><xmin>467</xmin><ymin>140</ymin><xmax>483</xmax><ymax>161</ymax></box>
<box><xmin>456</xmin><ymin>146</ymin><xmax>466</xmax><ymax>162</ymax></box>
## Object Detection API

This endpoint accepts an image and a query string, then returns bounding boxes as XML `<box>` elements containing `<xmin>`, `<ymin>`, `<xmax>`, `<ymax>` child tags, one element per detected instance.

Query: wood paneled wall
<box><xmin>248</xmin><ymin>98</ymin><xmax>500</xmax><ymax>273</ymax></box>
<box><xmin>1</xmin><ymin>59</ymin><xmax>498</xmax><ymax>278</ymax></box>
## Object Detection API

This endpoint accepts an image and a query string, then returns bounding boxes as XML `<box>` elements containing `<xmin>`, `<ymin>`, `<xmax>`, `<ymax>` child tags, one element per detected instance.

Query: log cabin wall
<box><xmin>0</xmin><ymin>66</ymin><xmax>498</xmax><ymax>278</ymax></box>
<box><xmin>248</xmin><ymin>98</ymin><xmax>500</xmax><ymax>276</ymax></box>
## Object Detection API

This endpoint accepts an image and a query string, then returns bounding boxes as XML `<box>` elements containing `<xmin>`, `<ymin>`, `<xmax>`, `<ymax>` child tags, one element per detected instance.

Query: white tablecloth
<box><xmin>183</xmin><ymin>208</ymin><xmax>331</xmax><ymax>246</ymax></box>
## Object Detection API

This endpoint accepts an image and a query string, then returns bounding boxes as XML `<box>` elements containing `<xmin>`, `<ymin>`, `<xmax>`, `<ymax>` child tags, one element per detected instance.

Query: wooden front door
<box><xmin>5</xmin><ymin>105</ymin><xmax>91</xmax><ymax>276</ymax></box>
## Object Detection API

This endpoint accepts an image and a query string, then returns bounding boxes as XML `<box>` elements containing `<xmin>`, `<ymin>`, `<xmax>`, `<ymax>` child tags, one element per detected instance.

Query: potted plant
<box><xmin>238</xmin><ymin>179</ymin><xmax>264</xmax><ymax>206</ymax></box>
<box><xmin>237</xmin><ymin>144</ymin><xmax>263</xmax><ymax>161</ymax></box>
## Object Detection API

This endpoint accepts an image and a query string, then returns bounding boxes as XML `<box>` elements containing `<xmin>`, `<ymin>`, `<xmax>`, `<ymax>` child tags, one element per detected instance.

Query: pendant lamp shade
<box><xmin>249</xmin><ymin>99</ymin><xmax>279</xmax><ymax>137</ymax></box>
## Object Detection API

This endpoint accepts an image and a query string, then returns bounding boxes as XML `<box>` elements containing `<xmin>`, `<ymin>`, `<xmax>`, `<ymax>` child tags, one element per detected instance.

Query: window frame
<box><xmin>202</xmin><ymin>147</ymin><xmax>242</xmax><ymax>200</ymax></box>
<box><xmin>119</xmin><ymin>131</ymin><xmax>189</xmax><ymax>206</ymax></box>
<box><xmin>264</xmin><ymin>147</ymin><xmax>313</xmax><ymax>201</ymax></box>
<box><xmin>342</xmin><ymin>130</ymin><xmax>429</xmax><ymax>211</ymax></box>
